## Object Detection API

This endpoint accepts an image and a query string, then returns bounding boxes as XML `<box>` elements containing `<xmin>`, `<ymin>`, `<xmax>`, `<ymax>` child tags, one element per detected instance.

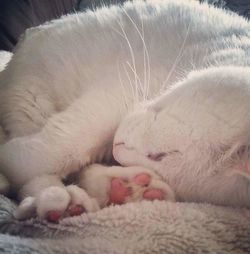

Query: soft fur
<box><xmin>0</xmin><ymin>0</ymin><xmax>250</xmax><ymax>220</ymax></box>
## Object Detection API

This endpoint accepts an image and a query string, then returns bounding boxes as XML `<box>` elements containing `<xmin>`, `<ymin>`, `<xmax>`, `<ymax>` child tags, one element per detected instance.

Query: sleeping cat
<box><xmin>1</xmin><ymin>0</ymin><xmax>250</xmax><ymax>221</ymax></box>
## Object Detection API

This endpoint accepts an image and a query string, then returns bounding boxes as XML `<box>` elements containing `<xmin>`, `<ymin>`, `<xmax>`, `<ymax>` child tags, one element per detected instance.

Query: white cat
<box><xmin>0</xmin><ymin>0</ymin><xmax>250</xmax><ymax>221</ymax></box>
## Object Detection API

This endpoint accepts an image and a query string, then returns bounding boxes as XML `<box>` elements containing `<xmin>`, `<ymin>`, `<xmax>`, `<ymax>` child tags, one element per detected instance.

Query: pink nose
<box><xmin>147</xmin><ymin>152</ymin><xmax>166</xmax><ymax>161</ymax></box>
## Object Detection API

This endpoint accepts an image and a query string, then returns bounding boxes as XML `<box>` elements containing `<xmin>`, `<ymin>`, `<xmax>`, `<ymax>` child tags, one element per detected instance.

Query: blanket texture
<box><xmin>0</xmin><ymin>194</ymin><xmax>250</xmax><ymax>254</ymax></box>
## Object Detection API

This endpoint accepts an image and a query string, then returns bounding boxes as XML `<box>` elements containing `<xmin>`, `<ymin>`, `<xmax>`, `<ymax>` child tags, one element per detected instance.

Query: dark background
<box><xmin>0</xmin><ymin>0</ymin><xmax>249</xmax><ymax>51</ymax></box>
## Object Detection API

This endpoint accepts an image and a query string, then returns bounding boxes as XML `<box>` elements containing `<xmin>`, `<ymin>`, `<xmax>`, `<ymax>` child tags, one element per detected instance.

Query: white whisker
<box><xmin>126</xmin><ymin>61</ymin><xmax>143</xmax><ymax>99</ymax></box>
<box><xmin>122</xmin><ymin>8</ymin><xmax>151</xmax><ymax>101</ymax></box>
<box><xmin>161</xmin><ymin>23</ymin><xmax>191</xmax><ymax>92</ymax></box>
<box><xmin>140</xmin><ymin>13</ymin><xmax>151</xmax><ymax>101</ymax></box>
<box><xmin>117</xmin><ymin>19</ymin><xmax>139</xmax><ymax>103</ymax></box>
<box><xmin>110</xmin><ymin>24</ymin><xmax>137</xmax><ymax>102</ymax></box>
<box><xmin>117</xmin><ymin>60</ymin><xmax>129</xmax><ymax>110</ymax></box>
<box><xmin>140</xmin><ymin>13</ymin><xmax>148</xmax><ymax>101</ymax></box>
<box><xmin>123</xmin><ymin>63</ymin><xmax>138</xmax><ymax>103</ymax></box>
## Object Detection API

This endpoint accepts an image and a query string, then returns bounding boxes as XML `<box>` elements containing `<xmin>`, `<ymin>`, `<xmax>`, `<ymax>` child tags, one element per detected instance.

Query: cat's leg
<box><xmin>15</xmin><ymin>174</ymin><xmax>99</xmax><ymax>222</ymax></box>
<box><xmin>0</xmin><ymin>89</ymin><xmax>123</xmax><ymax>187</ymax></box>
<box><xmin>0</xmin><ymin>89</ymin><xmax>124</xmax><ymax>218</ymax></box>
<box><xmin>79</xmin><ymin>164</ymin><xmax>175</xmax><ymax>208</ymax></box>
<box><xmin>0</xmin><ymin>85</ymin><xmax>57</xmax><ymax>140</ymax></box>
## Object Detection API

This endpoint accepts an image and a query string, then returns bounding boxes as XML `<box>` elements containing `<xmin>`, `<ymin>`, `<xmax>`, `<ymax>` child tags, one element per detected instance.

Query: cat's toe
<box><xmin>132</xmin><ymin>173</ymin><xmax>151</xmax><ymax>186</ymax></box>
<box><xmin>66</xmin><ymin>185</ymin><xmax>100</xmax><ymax>215</ymax></box>
<box><xmin>46</xmin><ymin>210</ymin><xmax>62</xmax><ymax>223</ymax></box>
<box><xmin>146</xmin><ymin>178</ymin><xmax>175</xmax><ymax>202</ymax></box>
<box><xmin>46</xmin><ymin>204</ymin><xmax>86</xmax><ymax>222</ymax></box>
<box><xmin>66</xmin><ymin>204</ymin><xmax>86</xmax><ymax>217</ymax></box>
<box><xmin>109</xmin><ymin>178</ymin><xmax>132</xmax><ymax>205</ymax></box>
<box><xmin>132</xmin><ymin>174</ymin><xmax>166</xmax><ymax>200</ymax></box>
<box><xmin>143</xmin><ymin>188</ymin><xmax>165</xmax><ymax>200</ymax></box>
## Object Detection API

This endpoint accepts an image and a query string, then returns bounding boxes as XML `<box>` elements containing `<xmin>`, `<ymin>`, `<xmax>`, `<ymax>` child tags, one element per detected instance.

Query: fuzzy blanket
<box><xmin>0</xmin><ymin>195</ymin><xmax>250</xmax><ymax>253</ymax></box>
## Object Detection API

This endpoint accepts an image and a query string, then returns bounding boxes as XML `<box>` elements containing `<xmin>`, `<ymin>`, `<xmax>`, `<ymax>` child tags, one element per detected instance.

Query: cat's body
<box><xmin>0</xmin><ymin>0</ymin><xmax>250</xmax><ymax>220</ymax></box>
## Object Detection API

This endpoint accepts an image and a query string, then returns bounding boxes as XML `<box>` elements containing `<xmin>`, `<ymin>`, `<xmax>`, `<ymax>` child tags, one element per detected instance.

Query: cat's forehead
<box><xmin>147</xmin><ymin>92</ymin><xmax>172</xmax><ymax>113</ymax></box>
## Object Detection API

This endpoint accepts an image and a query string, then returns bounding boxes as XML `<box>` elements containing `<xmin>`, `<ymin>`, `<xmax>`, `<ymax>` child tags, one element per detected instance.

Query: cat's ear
<box><xmin>228</xmin><ymin>145</ymin><xmax>250</xmax><ymax>180</ymax></box>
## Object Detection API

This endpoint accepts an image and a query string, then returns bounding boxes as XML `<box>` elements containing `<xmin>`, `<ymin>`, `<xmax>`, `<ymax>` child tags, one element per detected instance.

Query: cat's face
<box><xmin>113</xmin><ymin>67</ymin><xmax>250</xmax><ymax>206</ymax></box>
<box><xmin>113</xmin><ymin>88</ymin><xmax>198</xmax><ymax>183</ymax></box>
<box><xmin>113</xmin><ymin>69</ymin><xmax>223</xmax><ymax>174</ymax></box>
<box><xmin>113</xmin><ymin>100</ymin><xmax>186</xmax><ymax>172</ymax></box>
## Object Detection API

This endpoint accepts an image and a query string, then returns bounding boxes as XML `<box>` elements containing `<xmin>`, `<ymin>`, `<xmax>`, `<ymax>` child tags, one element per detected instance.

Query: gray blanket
<box><xmin>0</xmin><ymin>194</ymin><xmax>250</xmax><ymax>254</ymax></box>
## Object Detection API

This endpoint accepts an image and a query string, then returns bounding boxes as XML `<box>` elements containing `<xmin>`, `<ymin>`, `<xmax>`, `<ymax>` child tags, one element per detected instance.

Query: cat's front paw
<box><xmin>79</xmin><ymin>164</ymin><xmax>175</xmax><ymax>208</ymax></box>
<box><xmin>15</xmin><ymin>185</ymin><xmax>100</xmax><ymax>223</ymax></box>
<box><xmin>108</xmin><ymin>173</ymin><xmax>172</xmax><ymax>205</ymax></box>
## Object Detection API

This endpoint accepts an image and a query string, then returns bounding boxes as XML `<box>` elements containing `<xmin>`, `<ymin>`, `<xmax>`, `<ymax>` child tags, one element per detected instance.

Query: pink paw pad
<box><xmin>67</xmin><ymin>204</ymin><xmax>86</xmax><ymax>217</ymax></box>
<box><xmin>132</xmin><ymin>173</ymin><xmax>151</xmax><ymax>186</ymax></box>
<box><xmin>109</xmin><ymin>178</ymin><xmax>132</xmax><ymax>205</ymax></box>
<box><xmin>46</xmin><ymin>211</ymin><xmax>61</xmax><ymax>223</ymax></box>
<box><xmin>143</xmin><ymin>189</ymin><xmax>164</xmax><ymax>201</ymax></box>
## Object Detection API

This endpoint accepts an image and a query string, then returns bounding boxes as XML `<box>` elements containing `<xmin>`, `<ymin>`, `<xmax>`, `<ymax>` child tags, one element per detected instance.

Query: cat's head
<box><xmin>113</xmin><ymin>67</ymin><xmax>250</xmax><ymax>207</ymax></box>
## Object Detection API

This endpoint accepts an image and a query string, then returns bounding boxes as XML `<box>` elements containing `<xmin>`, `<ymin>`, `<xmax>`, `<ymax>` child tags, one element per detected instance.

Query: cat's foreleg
<box><xmin>0</xmin><ymin>89</ymin><xmax>123</xmax><ymax>186</ymax></box>
<box><xmin>0</xmin><ymin>89</ymin><xmax>123</xmax><ymax>219</ymax></box>
<box><xmin>0</xmin><ymin>85</ymin><xmax>57</xmax><ymax>139</ymax></box>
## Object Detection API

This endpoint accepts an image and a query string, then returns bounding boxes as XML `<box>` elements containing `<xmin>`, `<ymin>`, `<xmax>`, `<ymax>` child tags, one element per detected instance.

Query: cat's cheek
<box><xmin>113</xmin><ymin>144</ymin><xmax>159</xmax><ymax>172</ymax></box>
<box><xmin>113</xmin><ymin>144</ymin><xmax>141</xmax><ymax>166</ymax></box>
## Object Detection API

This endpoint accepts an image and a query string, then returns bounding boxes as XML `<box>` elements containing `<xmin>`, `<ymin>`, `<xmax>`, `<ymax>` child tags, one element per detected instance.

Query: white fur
<box><xmin>1</xmin><ymin>0</ymin><xmax>250</xmax><ymax>218</ymax></box>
